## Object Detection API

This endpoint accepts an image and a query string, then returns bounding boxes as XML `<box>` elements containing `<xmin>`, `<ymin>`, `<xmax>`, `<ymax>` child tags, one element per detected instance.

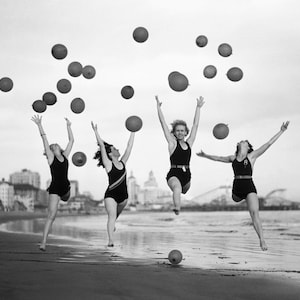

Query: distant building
<box><xmin>0</xmin><ymin>178</ymin><xmax>14</xmax><ymax>211</ymax></box>
<box><xmin>68</xmin><ymin>194</ymin><xmax>91</xmax><ymax>211</ymax></box>
<box><xmin>70</xmin><ymin>180</ymin><xmax>79</xmax><ymax>198</ymax></box>
<box><xmin>13</xmin><ymin>200</ymin><xmax>27</xmax><ymax>212</ymax></box>
<box><xmin>143</xmin><ymin>171</ymin><xmax>172</xmax><ymax>206</ymax></box>
<box><xmin>37</xmin><ymin>189</ymin><xmax>48</xmax><ymax>206</ymax></box>
<box><xmin>10</xmin><ymin>169</ymin><xmax>40</xmax><ymax>188</ymax></box>
<box><xmin>143</xmin><ymin>170</ymin><xmax>159</xmax><ymax>205</ymax></box>
<box><xmin>82</xmin><ymin>191</ymin><xmax>94</xmax><ymax>200</ymax></box>
<box><xmin>127</xmin><ymin>171</ymin><xmax>140</xmax><ymax>205</ymax></box>
<box><xmin>14</xmin><ymin>194</ymin><xmax>34</xmax><ymax>212</ymax></box>
<box><xmin>128</xmin><ymin>171</ymin><xmax>172</xmax><ymax>208</ymax></box>
<box><xmin>13</xmin><ymin>183</ymin><xmax>39</xmax><ymax>211</ymax></box>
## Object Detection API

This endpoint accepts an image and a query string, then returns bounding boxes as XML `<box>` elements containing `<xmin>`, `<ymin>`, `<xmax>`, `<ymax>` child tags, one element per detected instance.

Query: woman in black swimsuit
<box><xmin>155</xmin><ymin>95</ymin><xmax>204</xmax><ymax>215</ymax></box>
<box><xmin>31</xmin><ymin>115</ymin><xmax>74</xmax><ymax>251</ymax></box>
<box><xmin>196</xmin><ymin>121</ymin><xmax>289</xmax><ymax>251</ymax></box>
<box><xmin>91</xmin><ymin>121</ymin><xmax>135</xmax><ymax>247</ymax></box>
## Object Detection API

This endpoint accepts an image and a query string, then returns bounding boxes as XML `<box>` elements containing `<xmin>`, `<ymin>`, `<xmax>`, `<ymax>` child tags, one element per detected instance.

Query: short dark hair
<box><xmin>170</xmin><ymin>120</ymin><xmax>189</xmax><ymax>135</ymax></box>
<box><xmin>93</xmin><ymin>142</ymin><xmax>113</xmax><ymax>167</ymax></box>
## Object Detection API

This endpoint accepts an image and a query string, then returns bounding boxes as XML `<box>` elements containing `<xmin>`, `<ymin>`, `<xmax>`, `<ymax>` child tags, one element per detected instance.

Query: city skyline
<box><xmin>1</xmin><ymin>167</ymin><xmax>172</xmax><ymax>201</ymax></box>
<box><xmin>1</xmin><ymin>166</ymin><xmax>297</xmax><ymax>214</ymax></box>
<box><xmin>1</xmin><ymin>167</ymin><xmax>294</xmax><ymax>204</ymax></box>
<box><xmin>1</xmin><ymin>0</ymin><xmax>299</xmax><ymax>202</ymax></box>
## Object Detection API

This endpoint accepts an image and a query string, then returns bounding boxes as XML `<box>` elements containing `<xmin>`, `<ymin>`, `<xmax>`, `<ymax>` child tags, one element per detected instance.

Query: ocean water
<box><xmin>1</xmin><ymin>210</ymin><xmax>300</xmax><ymax>279</ymax></box>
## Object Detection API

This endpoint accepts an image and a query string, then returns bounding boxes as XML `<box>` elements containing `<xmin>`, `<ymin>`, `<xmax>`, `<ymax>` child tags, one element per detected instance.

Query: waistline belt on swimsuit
<box><xmin>234</xmin><ymin>175</ymin><xmax>252</xmax><ymax>179</ymax></box>
<box><xmin>171</xmin><ymin>165</ymin><xmax>190</xmax><ymax>172</ymax></box>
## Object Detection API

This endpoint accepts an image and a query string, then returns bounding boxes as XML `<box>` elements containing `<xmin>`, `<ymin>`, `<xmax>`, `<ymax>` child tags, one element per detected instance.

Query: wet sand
<box><xmin>1</xmin><ymin>212</ymin><xmax>300</xmax><ymax>300</ymax></box>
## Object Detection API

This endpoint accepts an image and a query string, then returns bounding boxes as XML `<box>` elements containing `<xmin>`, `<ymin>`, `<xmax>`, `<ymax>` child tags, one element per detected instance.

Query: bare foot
<box><xmin>39</xmin><ymin>244</ymin><xmax>46</xmax><ymax>251</ymax></box>
<box><xmin>173</xmin><ymin>209</ymin><xmax>180</xmax><ymax>215</ymax></box>
<box><xmin>260</xmin><ymin>240</ymin><xmax>268</xmax><ymax>251</ymax></box>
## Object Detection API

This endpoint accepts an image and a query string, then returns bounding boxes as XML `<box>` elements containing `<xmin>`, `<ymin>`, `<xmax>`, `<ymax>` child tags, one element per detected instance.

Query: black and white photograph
<box><xmin>0</xmin><ymin>0</ymin><xmax>299</xmax><ymax>299</ymax></box>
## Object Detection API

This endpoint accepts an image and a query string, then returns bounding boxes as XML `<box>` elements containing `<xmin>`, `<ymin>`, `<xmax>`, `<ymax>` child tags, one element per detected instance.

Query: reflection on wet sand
<box><xmin>1</xmin><ymin>211</ymin><xmax>300</xmax><ymax>280</ymax></box>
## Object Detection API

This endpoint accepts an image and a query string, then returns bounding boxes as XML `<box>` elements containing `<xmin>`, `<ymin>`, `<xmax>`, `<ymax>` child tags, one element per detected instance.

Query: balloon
<box><xmin>72</xmin><ymin>152</ymin><xmax>87</xmax><ymax>167</ymax></box>
<box><xmin>125</xmin><ymin>116</ymin><xmax>143</xmax><ymax>132</ymax></box>
<box><xmin>0</xmin><ymin>77</ymin><xmax>13</xmax><ymax>92</ymax></box>
<box><xmin>168</xmin><ymin>250</ymin><xmax>183</xmax><ymax>265</ymax></box>
<box><xmin>82</xmin><ymin>65</ymin><xmax>96</xmax><ymax>79</ymax></box>
<box><xmin>68</xmin><ymin>61</ymin><xmax>82</xmax><ymax>77</ymax></box>
<box><xmin>57</xmin><ymin>79</ymin><xmax>72</xmax><ymax>94</ymax></box>
<box><xmin>218</xmin><ymin>43</ymin><xmax>232</xmax><ymax>57</ymax></box>
<box><xmin>168</xmin><ymin>71</ymin><xmax>189</xmax><ymax>92</ymax></box>
<box><xmin>42</xmin><ymin>92</ymin><xmax>57</xmax><ymax>105</ymax></box>
<box><xmin>196</xmin><ymin>35</ymin><xmax>208</xmax><ymax>47</ymax></box>
<box><xmin>32</xmin><ymin>100</ymin><xmax>47</xmax><ymax>113</ymax></box>
<box><xmin>51</xmin><ymin>44</ymin><xmax>68</xmax><ymax>59</ymax></box>
<box><xmin>121</xmin><ymin>86</ymin><xmax>134</xmax><ymax>99</ymax></box>
<box><xmin>203</xmin><ymin>65</ymin><xmax>217</xmax><ymax>79</ymax></box>
<box><xmin>213</xmin><ymin>123</ymin><xmax>229</xmax><ymax>139</ymax></box>
<box><xmin>70</xmin><ymin>98</ymin><xmax>85</xmax><ymax>114</ymax></box>
<box><xmin>133</xmin><ymin>27</ymin><xmax>149</xmax><ymax>43</ymax></box>
<box><xmin>227</xmin><ymin>67</ymin><xmax>243</xmax><ymax>82</ymax></box>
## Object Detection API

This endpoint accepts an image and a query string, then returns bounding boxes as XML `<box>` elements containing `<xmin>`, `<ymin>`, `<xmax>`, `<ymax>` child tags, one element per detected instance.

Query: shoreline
<box><xmin>1</xmin><ymin>230</ymin><xmax>300</xmax><ymax>300</ymax></box>
<box><xmin>1</xmin><ymin>212</ymin><xmax>300</xmax><ymax>299</ymax></box>
<box><xmin>0</xmin><ymin>211</ymin><xmax>47</xmax><ymax>224</ymax></box>
<box><xmin>0</xmin><ymin>210</ymin><xmax>108</xmax><ymax>225</ymax></box>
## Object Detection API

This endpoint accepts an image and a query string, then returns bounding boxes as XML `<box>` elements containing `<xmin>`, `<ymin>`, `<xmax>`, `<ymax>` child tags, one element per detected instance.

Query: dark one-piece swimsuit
<box><xmin>166</xmin><ymin>140</ymin><xmax>191</xmax><ymax>194</ymax></box>
<box><xmin>232</xmin><ymin>156</ymin><xmax>257</xmax><ymax>202</ymax></box>
<box><xmin>104</xmin><ymin>161</ymin><xmax>128</xmax><ymax>204</ymax></box>
<box><xmin>47</xmin><ymin>154</ymin><xmax>70</xmax><ymax>201</ymax></box>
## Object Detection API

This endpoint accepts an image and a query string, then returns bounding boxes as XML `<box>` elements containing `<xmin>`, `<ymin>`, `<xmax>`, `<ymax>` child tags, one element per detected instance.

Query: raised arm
<box><xmin>250</xmin><ymin>121</ymin><xmax>289</xmax><ymax>160</ymax></box>
<box><xmin>91</xmin><ymin>121</ymin><xmax>112</xmax><ymax>171</ymax></box>
<box><xmin>155</xmin><ymin>95</ymin><xmax>176</xmax><ymax>146</ymax></box>
<box><xmin>196</xmin><ymin>150</ymin><xmax>234</xmax><ymax>163</ymax></box>
<box><xmin>186</xmin><ymin>96</ymin><xmax>205</xmax><ymax>147</ymax></box>
<box><xmin>63</xmin><ymin>118</ymin><xmax>74</xmax><ymax>158</ymax></box>
<box><xmin>31</xmin><ymin>115</ymin><xmax>53</xmax><ymax>164</ymax></box>
<box><xmin>120</xmin><ymin>132</ymin><xmax>135</xmax><ymax>164</ymax></box>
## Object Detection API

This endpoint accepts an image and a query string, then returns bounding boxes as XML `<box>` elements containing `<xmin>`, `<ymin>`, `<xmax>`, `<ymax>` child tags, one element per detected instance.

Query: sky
<box><xmin>0</xmin><ymin>0</ymin><xmax>299</xmax><ymax>202</ymax></box>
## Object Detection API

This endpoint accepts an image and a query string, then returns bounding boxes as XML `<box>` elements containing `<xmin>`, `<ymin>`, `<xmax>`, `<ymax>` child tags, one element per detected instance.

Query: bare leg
<box><xmin>246</xmin><ymin>193</ymin><xmax>268</xmax><ymax>251</ymax></box>
<box><xmin>182</xmin><ymin>181</ymin><xmax>191</xmax><ymax>194</ymax></box>
<box><xmin>167</xmin><ymin>177</ymin><xmax>182</xmax><ymax>215</ymax></box>
<box><xmin>104</xmin><ymin>198</ymin><xmax>117</xmax><ymax>247</ymax></box>
<box><xmin>114</xmin><ymin>199</ymin><xmax>128</xmax><ymax>232</ymax></box>
<box><xmin>117</xmin><ymin>199</ymin><xmax>127</xmax><ymax>219</ymax></box>
<box><xmin>40</xmin><ymin>194</ymin><xmax>60</xmax><ymax>251</ymax></box>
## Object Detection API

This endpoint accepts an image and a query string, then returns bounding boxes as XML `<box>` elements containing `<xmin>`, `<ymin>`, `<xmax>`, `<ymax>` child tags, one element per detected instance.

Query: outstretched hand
<box><xmin>196</xmin><ymin>150</ymin><xmax>206</xmax><ymax>157</ymax></box>
<box><xmin>196</xmin><ymin>96</ymin><xmax>205</xmax><ymax>108</ymax></box>
<box><xmin>31</xmin><ymin>115</ymin><xmax>42</xmax><ymax>125</ymax></box>
<box><xmin>65</xmin><ymin>117</ymin><xmax>71</xmax><ymax>126</ymax></box>
<box><xmin>280</xmin><ymin>121</ymin><xmax>289</xmax><ymax>132</ymax></box>
<box><xmin>155</xmin><ymin>95</ymin><xmax>162</xmax><ymax>106</ymax></box>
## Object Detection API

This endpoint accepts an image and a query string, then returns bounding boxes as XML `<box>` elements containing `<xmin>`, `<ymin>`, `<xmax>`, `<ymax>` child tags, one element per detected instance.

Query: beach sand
<box><xmin>1</xmin><ymin>213</ymin><xmax>300</xmax><ymax>300</ymax></box>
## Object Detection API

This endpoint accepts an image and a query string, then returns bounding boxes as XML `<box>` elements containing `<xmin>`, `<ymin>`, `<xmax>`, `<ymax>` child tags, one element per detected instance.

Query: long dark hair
<box><xmin>93</xmin><ymin>142</ymin><xmax>113</xmax><ymax>167</ymax></box>
<box><xmin>235</xmin><ymin>140</ymin><xmax>254</xmax><ymax>156</ymax></box>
